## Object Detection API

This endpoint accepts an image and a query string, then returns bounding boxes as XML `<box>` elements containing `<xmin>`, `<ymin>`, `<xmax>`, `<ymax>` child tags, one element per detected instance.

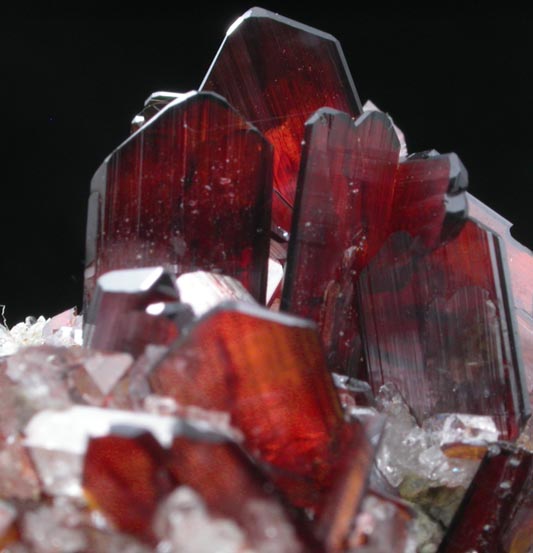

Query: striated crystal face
<box><xmin>359</xmin><ymin>219</ymin><xmax>529</xmax><ymax>439</ymax></box>
<box><xmin>84</xmin><ymin>91</ymin><xmax>272</xmax><ymax>307</ymax></box>
<box><xmin>150</xmin><ymin>301</ymin><xmax>345</xmax><ymax>507</ymax></box>
<box><xmin>439</xmin><ymin>443</ymin><xmax>533</xmax><ymax>553</ymax></box>
<box><xmin>4</xmin><ymin>6</ymin><xmax>533</xmax><ymax>552</ymax></box>
<box><xmin>466</xmin><ymin>193</ymin><xmax>533</xmax><ymax>411</ymax></box>
<box><xmin>282</xmin><ymin>109</ymin><xmax>467</xmax><ymax>377</ymax></box>
<box><xmin>201</xmin><ymin>7</ymin><xmax>362</xmax><ymax>233</ymax></box>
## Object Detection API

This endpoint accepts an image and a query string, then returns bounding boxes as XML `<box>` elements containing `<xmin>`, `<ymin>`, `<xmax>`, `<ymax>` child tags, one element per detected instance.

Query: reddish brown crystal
<box><xmin>282</xmin><ymin>109</ymin><xmax>399</xmax><ymax>374</ymax></box>
<box><xmin>85</xmin><ymin>91</ymin><xmax>272</xmax><ymax>306</ymax></box>
<box><xmin>315</xmin><ymin>420</ymin><xmax>376</xmax><ymax>552</ymax></box>
<box><xmin>467</xmin><ymin>193</ymin><xmax>533</xmax><ymax>410</ymax></box>
<box><xmin>83</xmin><ymin>431</ymin><xmax>175</xmax><ymax>541</ymax></box>
<box><xmin>282</xmin><ymin>109</ymin><xmax>467</xmax><ymax>376</ymax></box>
<box><xmin>201</xmin><ymin>8</ymin><xmax>361</xmax><ymax>232</ymax></box>
<box><xmin>439</xmin><ymin>443</ymin><xmax>533</xmax><ymax>553</ymax></box>
<box><xmin>84</xmin><ymin>267</ymin><xmax>189</xmax><ymax>357</ymax></box>
<box><xmin>358</xmin><ymin>220</ymin><xmax>529</xmax><ymax>439</ymax></box>
<box><xmin>150</xmin><ymin>301</ymin><xmax>345</xmax><ymax>509</ymax></box>
<box><xmin>168</xmin><ymin>438</ymin><xmax>319</xmax><ymax>552</ymax></box>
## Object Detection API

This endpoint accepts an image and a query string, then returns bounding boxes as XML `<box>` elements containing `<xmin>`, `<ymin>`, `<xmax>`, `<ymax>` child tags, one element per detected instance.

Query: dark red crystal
<box><xmin>84</xmin><ymin>91</ymin><xmax>273</xmax><ymax>307</ymax></box>
<box><xmin>358</xmin><ymin>219</ymin><xmax>529</xmax><ymax>439</ymax></box>
<box><xmin>200</xmin><ymin>8</ymin><xmax>362</xmax><ymax>233</ymax></box>
<box><xmin>315</xmin><ymin>420</ymin><xmax>376</xmax><ymax>553</ymax></box>
<box><xmin>438</xmin><ymin>443</ymin><xmax>533</xmax><ymax>553</ymax></box>
<box><xmin>282</xmin><ymin>109</ymin><xmax>466</xmax><ymax>376</ymax></box>
<box><xmin>84</xmin><ymin>267</ymin><xmax>189</xmax><ymax>357</ymax></box>
<box><xmin>83</xmin><ymin>431</ymin><xmax>175</xmax><ymax>541</ymax></box>
<box><xmin>168</xmin><ymin>437</ymin><xmax>319</xmax><ymax>552</ymax></box>
<box><xmin>467</xmin><ymin>193</ymin><xmax>533</xmax><ymax>410</ymax></box>
<box><xmin>281</xmin><ymin>109</ymin><xmax>399</xmax><ymax>374</ymax></box>
<box><xmin>150</xmin><ymin>301</ymin><xmax>345</xmax><ymax>509</ymax></box>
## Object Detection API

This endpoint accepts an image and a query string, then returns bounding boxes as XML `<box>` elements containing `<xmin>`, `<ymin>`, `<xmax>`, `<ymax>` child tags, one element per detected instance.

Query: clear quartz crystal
<box><xmin>375</xmin><ymin>384</ymin><xmax>490</xmax><ymax>508</ymax></box>
<box><xmin>21</xmin><ymin>497</ymin><xmax>88</xmax><ymax>553</ymax></box>
<box><xmin>154</xmin><ymin>486</ymin><xmax>250</xmax><ymax>553</ymax></box>
<box><xmin>0</xmin><ymin>309</ymin><xmax>82</xmax><ymax>356</ymax></box>
<box><xmin>1</xmin><ymin>347</ymin><xmax>73</xmax><ymax>436</ymax></box>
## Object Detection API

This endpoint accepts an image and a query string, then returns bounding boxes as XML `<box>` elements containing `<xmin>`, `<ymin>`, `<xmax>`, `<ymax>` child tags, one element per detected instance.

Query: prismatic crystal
<box><xmin>1</xmin><ymin>6</ymin><xmax>532</xmax><ymax>553</ymax></box>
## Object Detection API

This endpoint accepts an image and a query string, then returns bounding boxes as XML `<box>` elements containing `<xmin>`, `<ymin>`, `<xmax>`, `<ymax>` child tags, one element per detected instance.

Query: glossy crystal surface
<box><xmin>282</xmin><ymin>109</ymin><xmax>399</xmax><ymax>374</ymax></box>
<box><xmin>438</xmin><ymin>443</ymin><xmax>533</xmax><ymax>553</ymax></box>
<box><xmin>150</xmin><ymin>301</ymin><xmax>345</xmax><ymax>510</ymax></box>
<box><xmin>467</xmin><ymin>193</ymin><xmax>533</xmax><ymax>409</ymax></box>
<box><xmin>85</xmin><ymin>91</ymin><xmax>272</xmax><ymax>306</ymax></box>
<box><xmin>282</xmin><ymin>109</ymin><xmax>467</xmax><ymax>376</ymax></box>
<box><xmin>4</xmin><ymin>5</ymin><xmax>532</xmax><ymax>551</ymax></box>
<box><xmin>84</xmin><ymin>267</ymin><xmax>187</xmax><ymax>356</ymax></box>
<box><xmin>201</xmin><ymin>7</ymin><xmax>362</xmax><ymax>232</ymax></box>
<box><xmin>359</xmin><ymin>219</ymin><xmax>529</xmax><ymax>439</ymax></box>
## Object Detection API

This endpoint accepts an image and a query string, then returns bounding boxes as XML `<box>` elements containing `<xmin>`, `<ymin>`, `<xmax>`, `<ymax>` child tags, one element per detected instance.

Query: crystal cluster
<box><xmin>1</xmin><ymin>6</ymin><xmax>532</xmax><ymax>553</ymax></box>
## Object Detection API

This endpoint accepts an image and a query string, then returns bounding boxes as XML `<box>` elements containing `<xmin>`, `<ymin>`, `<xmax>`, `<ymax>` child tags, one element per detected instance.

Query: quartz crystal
<box><xmin>3</xmin><ymin>6</ymin><xmax>532</xmax><ymax>552</ymax></box>
<box><xmin>201</xmin><ymin>7</ymin><xmax>362</xmax><ymax>233</ymax></box>
<box><xmin>85</xmin><ymin>91</ymin><xmax>273</xmax><ymax>306</ymax></box>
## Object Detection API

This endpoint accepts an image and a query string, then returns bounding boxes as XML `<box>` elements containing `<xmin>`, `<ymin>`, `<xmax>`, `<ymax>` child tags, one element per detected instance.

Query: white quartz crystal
<box><xmin>154</xmin><ymin>486</ymin><xmax>250</xmax><ymax>553</ymax></box>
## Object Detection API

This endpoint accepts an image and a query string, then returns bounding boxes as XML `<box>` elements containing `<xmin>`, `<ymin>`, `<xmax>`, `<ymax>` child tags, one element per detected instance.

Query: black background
<box><xmin>2</xmin><ymin>2</ymin><xmax>533</xmax><ymax>324</ymax></box>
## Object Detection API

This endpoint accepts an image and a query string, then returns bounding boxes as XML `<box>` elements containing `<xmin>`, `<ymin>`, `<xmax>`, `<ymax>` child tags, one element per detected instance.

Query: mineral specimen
<box><xmin>1</xmin><ymin>6</ymin><xmax>532</xmax><ymax>553</ymax></box>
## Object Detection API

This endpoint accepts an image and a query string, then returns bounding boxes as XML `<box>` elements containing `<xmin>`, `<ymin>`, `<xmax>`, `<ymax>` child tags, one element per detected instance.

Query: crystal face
<box><xmin>201</xmin><ymin>7</ymin><xmax>362</xmax><ymax>233</ymax></box>
<box><xmin>84</xmin><ymin>267</ymin><xmax>187</xmax><ymax>356</ymax></box>
<box><xmin>150</xmin><ymin>301</ymin><xmax>345</xmax><ymax>508</ymax></box>
<box><xmin>466</xmin><ymin>193</ymin><xmax>533</xmax><ymax>410</ymax></box>
<box><xmin>438</xmin><ymin>443</ymin><xmax>533</xmax><ymax>553</ymax></box>
<box><xmin>3</xmin><ymin>6</ymin><xmax>533</xmax><ymax>552</ymax></box>
<box><xmin>359</xmin><ymin>219</ymin><xmax>529</xmax><ymax>439</ymax></box>
<box><xmin>85</xmin><ymin>91</ymin><xmax>272</xmax><ymax>307</ymax></box>
<box><xmin>282</xmin><ymin>109</ymin><xmax>467</xmax><ymax>376</ymax></box>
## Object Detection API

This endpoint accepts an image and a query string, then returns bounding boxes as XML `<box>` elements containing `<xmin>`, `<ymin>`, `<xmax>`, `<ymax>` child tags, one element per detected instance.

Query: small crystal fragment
<box><xmin>83</xmin><ymin>431</ymin><xmax>175</xmax><ymax>540</ymax></box>
<box><xmin>424</xmin><ymin>414</ymin><xmax>500</xmax><ymax>448</ymax></box>
<box><xmin>201</xmin><ymin>7</ymin><xmax>362</xmax><ymax>232</ymax></box>
<box><xmin>349</xmin><ymin>492</ymin><xmax>413</xmax><ymax>553</ymax></box>
<box><xmin>84</xmin><ymin>267</ymin><xmax>185</xmax><ymax>356</ymax></box>
<box><xmin>332</xmin><ymin>373</ymin><xmax>375</xmax><ymax>410</ymax></box>
<box><xmin>0</xmin><ymin>346</ymin><xmax>73</xmax><ymax>436</ymax></box>
<box><xmin>439</xmin><ymin>443</ymin><xmax>533</xmax><ymax>553</ymax></box>
<box><xmin>175</xmin><ymin>271</ymin><xmax>256</xmax><ymax>318</ymax></box>
<box><xmin>0</xmin><ymin>437</ymin><xmax>41</xmax><ymax>500</ymax></box>
<box><xmin>130</xmin><ymin>91</ymin><xmax>185</xmax><ymax>132</ymax></box>
<box><xmin>21</xmin><ymin>498</ymin><xmax>88</xmax><ymax>553</ymax></box>
<box><xmin>154</xmin><ymin>486</ymin><xmax>248</xmax><ymax>553</ymax></box>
